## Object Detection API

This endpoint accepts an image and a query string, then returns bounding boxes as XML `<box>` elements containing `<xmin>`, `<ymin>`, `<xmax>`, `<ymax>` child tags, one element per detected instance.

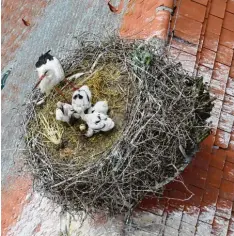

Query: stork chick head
<box><xmin>72</xmin><ymin>85</ymin><xmax>92</xmax><ymax>112</ymax></box>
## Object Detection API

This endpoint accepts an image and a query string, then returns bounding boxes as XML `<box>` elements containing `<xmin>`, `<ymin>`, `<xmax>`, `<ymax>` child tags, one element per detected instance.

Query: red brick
<box><xmin>223</xmin><ymin>161</ymin><xmax>234</xmax><ymax>182</ymax></box>
<box><xmin>158</xmin><ymin>196</ymin><xmax>169</xmax><ymax>209</ymax></box>
<box><xmin>226</xmin><ymin>150</ymin><xmax>234</xmax><ymax>163</ymax></box>
<box><xmin>208</xmin><ymin>99</ymin><xmax>222</xmax><ymax>133</ymax></box>
<box><xmin>171</xmin><ymin>38</ymin><xmax>198</xmax><ymax>56</ymax></box>
<box><xmin>179</xmin><ymin>221</ymin><xmax>196</xmax><ymax>234</ymax></box>
<box><xmin>186</xmin><ymin>167</ymin><xmax>207</xmax><ymax>189</ymax></box>
<box><xmin>186</xmin><ymin>185</ymin><xmax>203</xmax><ymax>206</ymax></box>
<box><xmin>229</xmin><ymin>140</ymin><xmax>234</xmax><ymax>151</ymax></box>
<box><xmin>1</xmin><ymin>175</ymin><xmax>32</xmax><ymax>236</ymax></box>
<box><xmin>199</xmin><ymin>134</ymin><xmax>215</xmax><ymax>152</ymax></box>
<box><xmin>230</xmin><ymin>62</ymin><xmax>234</xmax><ymax>78</ymax></box>
<box><xmin>209</xmin><ymin>79</ymin><xmax>226</xmax><ymax>100</ymax></box>
<box><xmin>216</xmin><ymin>197</ymin><xmax>233</xmax><ymax>219</ymax></box>
<box><xmin>212</xmin><ymin>62</ymin><xmax>230</xmax><ymax>83</ymax></box>
<box><xmin>205</xmin><ymin>0</ymin><xmax>212</xmax><ymax>19</ymax></box>
<box><xmin>227</xmin><ymin>230</ymin><xmax>234</xmax><ymax>236</ymax></box>
<box><xmin>198</xmin><ymin>203</ymin><xmax>216</xmax><ymax>224</ymax></box>
<box><xmin>200</xmin><ymin>48</ymin><xmax>216</xmax><ymax>69</ymax></box>
<box><xmin>210</xmin><ymin>149</ymin><xmax>226</xmax><ymax>169</ymax></box>
<box><xmin>193</xmin><ymin>151</ymin><xmax>212</xmax><ymax>171</ymax></box>
<box><xmin>138</xmin><ymin>195</ymin><xmax>164</xmax><ymax>215</ymax></box>
<box><xmin>230</xmin><ymin>140</ymin><xmax>234</xmax><ymax>151</ymax></box>
<box><xmin>182</xmin><ymin>205</ymin><xmax>200</xmax><ymax>226</ymax></box>
<box><xmin>223</xmin><ymin>12</ymin><xmax>234</xmax><ymax>32</ymax></box>
<box><xmin>183</xmin><ymin>164</ymin><xmax>194</xmax><ymax>174</ymax></box>
<box><xmin>192</xmin><ymin>0</ymin><xmax>208</xmax><ymax>6</ymax></box>
<box><xmin>173</xmin><ymin>30</ymin><xmax>200</xmax><ymax>45</ymax></box>
<box><xmin>210</xmin><ymin>98</ymin><xmax>223</xmax><ymax>118</ymax></box>
<box><xmin>228</xmin><ymin>139</ymin><xmax>234</xmax><ymax>151</ymax></box>
<box><xmin>168</xmin><ymin>189</ymin><xmax>187</xmax><ymax>201</ymax></box>
<box><xmin>180</xmin><ymin>0</ymin><xmax>206</xmax><ymax>22</ymax></box>
<box><xmin>120</xmin><ymin>2</ymin><xmax>171</xmax><ymax>40</ymax></box>
<box><xmin>197</xmin><ymin>220</ymin><xmax>213</xmax><ymax>235</ymax></box>
<box><xmin>216</xmin><ymin>45</ymin><xmax>234</xmax><ymax>66</ymax></box>
<box><xmin>144</xmin><ymin>0</ymin><xmax>172</xmax><ymax>11</ymax></box>
<box><xmin>169</xmin><ymin>47</ymin><xmax>196</xmax><ymax>73</ymax></box>
<box><xmin>226</xmin><ymin>78</ymin><xmax>234</xmax><ymax>96</ymax></box>
<box><xmin>220</xmin><ymin>29</ymin><xmax>234</xmax><ymax>49</ymax></box>
<box><xmin>227</xmin><ymin>0</ymin><xmax>234</xmax><ymax>14</ymax></box>
<box><xmin>215</xmin><ymin>129</ymin><xmax>231</xmax><ymax>148</ymax></box>
<box><xmin>210</xmin><ymin>0</ymin><xmax>227</xmax><ymax>18</ymax></box>
<box><xmin>198</xmin><ymin>35</ymin><xmax>204</xmax><ymax>53</ymax></box>
<box><xmin>203</xmin><ymin>184</ymin><xmax>219</xmax><ymax>206</ymax></box>
<box><xmin>206</xmin><ymin>15</ymin><xmax>223</xmax><ymax>35</ymax></box>
<box><xmin>220</xmin><ymin>179</ymin><xmax>234</xmax><ymax>201</ymax></box>
<box><xmin>229</xmin><ymin>216</ymin><xmax>234</xmax><ymax>231</ymax></box>
<box><xmin>208</xmin><ymin>124</ymin><xmax>220</xmax><ymax>139</ymax></box>
<box><xmin>197</xmin><ymin>65</ymin><xmax>213</xmax><ymax>85</ymax></box>
<box><xmin>168</xmin><ymin>193</ymin><xmax>186</xmax><ymax>211</ymax></box>
<box><xmin>1</xmin><ymin>1</ymin><xmax>49</xmax><ymax>68</ymax></box>
<box><xmin>223</xmin><ymin>95</ymin><xmax>234</xmax><ymax>115</ymax></box>
<box><xmin>207</xmin><ymin>166</ymin><xmax>223</xmax><ymax>188</ymax></box>
<box><xmin>175</xmin><ymin>15</ymin><xmax>202</xmax><ymax>44</ymax></box>
<box><xmin>231</xmin><ymin>126</ymin><xmax>234</xmax><ymax>136</ymax></box>
<box><xmin>166</xmin><ymin>177</ymin><xmax>191</xmax><ymax>195</ymax></box>
<box><xmin>201</xmin><ymin>18</ymin><xmax>208</xmax><ymax>36</ymax></box>
<box><xmin>166</xmin><ymin>206</ymin><xmax>183</xmax><ymax>230</ymax></box>
<box><xmin>212</xmin><ymin>216</ymin><xmax>229</xmax><ymax>236</ymax></box>
<box><xmin>203</xmin><ymin>31</ymin><xmax>219</xmax><ymax>51</ymax></box>
<box><xmin>218</xmin><ymin>112</ymin><xmax>234</xmax><ymax>133</ymax></box>
<box><xmin>188</xmin><ymin>185</ymin><xmax>204</xmax><ymax>198</ymax></box>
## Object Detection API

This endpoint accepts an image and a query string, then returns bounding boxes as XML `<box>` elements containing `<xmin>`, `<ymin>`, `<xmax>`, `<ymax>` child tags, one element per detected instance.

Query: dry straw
<box><xmin>23</xmin><ymin>34</ymin><xmax>213</xmax><ymax>215</ymax></box>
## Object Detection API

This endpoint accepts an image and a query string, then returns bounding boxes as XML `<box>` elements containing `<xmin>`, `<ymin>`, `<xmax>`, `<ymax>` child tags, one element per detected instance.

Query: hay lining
<box><xmin>23</xmin><ymin>36</ymin><xmax>213</xmax><ymax>214</ymax></box>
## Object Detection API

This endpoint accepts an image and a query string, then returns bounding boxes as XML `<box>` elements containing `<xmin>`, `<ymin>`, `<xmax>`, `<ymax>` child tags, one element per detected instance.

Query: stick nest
<box><xmin>23</xmin><ymin>35</ymin><xmax>213</xmax><ymax>214</ymax></box>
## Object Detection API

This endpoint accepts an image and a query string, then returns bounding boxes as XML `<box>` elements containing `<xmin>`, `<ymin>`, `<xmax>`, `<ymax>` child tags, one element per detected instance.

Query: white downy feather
<box><xmin>88</xmin><ymin>101</ymin><xmax>108</xmax><ymax>115</ymax></box>
<box><xmin>81</xmin><ymin>112</ymin><xmax>114</xmax><ymax>137</ymax></box>
<box><xmin>56</xmin><ymin>102</ymin><xmax>79</xmax><ymax>123</ymax></box>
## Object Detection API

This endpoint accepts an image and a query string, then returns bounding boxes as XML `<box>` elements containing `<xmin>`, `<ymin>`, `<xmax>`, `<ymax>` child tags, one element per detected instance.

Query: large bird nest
<box><xmin>23</xmin><ymin>36</ymin><xmax>213</xmax><ymax>215</ymax></box>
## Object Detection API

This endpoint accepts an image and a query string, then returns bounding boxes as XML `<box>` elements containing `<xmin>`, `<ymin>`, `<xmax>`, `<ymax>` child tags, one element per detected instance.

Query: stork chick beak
<box><xmin>33</xmin><ymin>74</ymin><xmax>46</xmax><ymax>91</ymax></box>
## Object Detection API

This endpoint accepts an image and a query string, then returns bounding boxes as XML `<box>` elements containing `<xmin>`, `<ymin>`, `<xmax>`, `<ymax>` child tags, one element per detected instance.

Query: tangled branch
<box><xmin>23</xmin><ymin>35</ymin><xmax>213</xmax><ymax>215</ymax></box>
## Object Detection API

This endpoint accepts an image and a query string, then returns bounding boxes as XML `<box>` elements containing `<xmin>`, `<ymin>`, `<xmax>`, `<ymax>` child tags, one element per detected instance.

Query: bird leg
<box><xmin>63</xmin><ymin>78</ymin><xmax>79</xmax><ymax>91</ymax></box>
<box><xmin>55</xmin><ymin>87</ymin><xmax>69</xmax><ymax>103</ymax></box>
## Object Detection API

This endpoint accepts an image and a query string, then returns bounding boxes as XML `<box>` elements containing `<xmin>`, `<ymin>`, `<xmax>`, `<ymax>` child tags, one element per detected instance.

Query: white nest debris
<box><xmin>56</xmin><ymin>85</ymin><xmax>115</xmax><ymax>137</ymax></box>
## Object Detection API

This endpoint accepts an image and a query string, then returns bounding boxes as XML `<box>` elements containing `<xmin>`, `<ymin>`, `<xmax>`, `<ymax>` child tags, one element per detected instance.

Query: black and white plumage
<box><xmin>72</xmin><ymin>85</ymin><xmax>92</xmax><ymax>113</ymax></box>
<box><xmin>81</xmin><ymin>112</ymin><xmax>115</xmax><ymax>137</ymax></box>
<box><xmin>56</xmin><ymin>101</ymin><xmax>80</xmax><ymax>124</ymax></box>
<box><xmin>35</xmin><ymin>50</ymin><xmax>65</xmax><ymax>95</ymax></box>
<box><xmin>88</xmin><ymin>101</ymin><xmax>109</xmax><ymax>115</ymax></box>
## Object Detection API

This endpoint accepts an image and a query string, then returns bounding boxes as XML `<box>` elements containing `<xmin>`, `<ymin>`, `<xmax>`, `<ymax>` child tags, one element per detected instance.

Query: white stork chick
<box><xmin>35</xmin><ymin>50</ymin><xmax>65</xmax><ymax>95</ymax></box>
<box><xmin>72</xmin><ymin>85</ymin><xmax>92</xmax><ymax>113</ymax></box>
<box><xmin>56</xmin><ymin>102</ymin><xmax>80</xmax><ymax>124</ymax></box>
<box><xmin>88</xmin><ymin>101</ymin><xmax>109</xmax><ymax>115</ymax></box>
<box><xmin>81</xmin><ymin>112</ymin><xmax>115</xmax><ymax>137</ymax></box>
